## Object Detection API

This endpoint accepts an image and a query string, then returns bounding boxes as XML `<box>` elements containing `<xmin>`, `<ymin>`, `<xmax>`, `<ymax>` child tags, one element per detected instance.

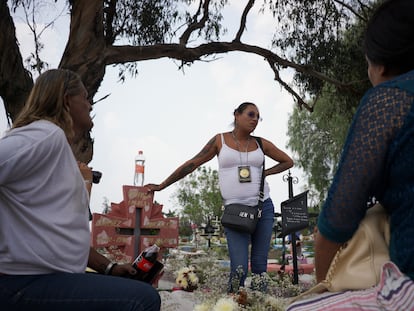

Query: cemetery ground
<box><xmin>90</xmin><ymin>185</ymin><xmax>316</xmax><ymax>309</ymax></box>
<box><xmin>156</xmin><ymin>238</ymin><xmax>316</xmax><ymax>311</ymax></box>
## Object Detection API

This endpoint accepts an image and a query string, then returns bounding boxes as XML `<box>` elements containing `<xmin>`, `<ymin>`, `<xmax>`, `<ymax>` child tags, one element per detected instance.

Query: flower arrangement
<box><xmin>164</xmin><ymin>247</ymin><xmax>314</xmax><ymax>310</ymax></box>
<box><xmin>175</xmin><ymin>266</ymin><xmax>199</xmax><ymax>291</ymax></box>
<box><xmin>192</xmin><ymin>271</ymin><xmax>309</xmax><ymax>310</ymax></box>
<box><xmin>193</xmin><ymin>287</ymin><xmax>288</xmax><ymax>311</ymax></box>
<box><xmin>194</xmin><ymin>297</ymin><xmax>238</xmax><ymax>311</ymax></box>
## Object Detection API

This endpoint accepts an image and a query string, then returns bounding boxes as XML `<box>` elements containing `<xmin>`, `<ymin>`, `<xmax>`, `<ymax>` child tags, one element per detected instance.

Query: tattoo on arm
<box><xmin>163</xmin><ymin>136</ymin><xmax>216</xmax><ymax>188</ymax></box>
<box><xmin>165</xmin><ymin>163</ymin><xmax>196</xmax><ymax>187</ymax></box>
<box><xmin>178</xmin><ymin>163</ymin><xmax>196</xmax><ymax>177</ymax></box>
<box><xmin>193</xmin><ymin>136</ymin><xmax>216</xmax><ymax>160</ymax></box>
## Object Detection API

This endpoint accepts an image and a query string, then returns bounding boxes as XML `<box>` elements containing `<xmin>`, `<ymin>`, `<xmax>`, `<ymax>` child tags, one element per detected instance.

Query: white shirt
<box><xmin>0</xmin><ymin>120</ymin><xmax>90</xmax><ymax>274</ymax></box>
<box><xmin>218</xmin><ymin>133</ymin><xmax>270</xmax><ymax>206</ymax></box>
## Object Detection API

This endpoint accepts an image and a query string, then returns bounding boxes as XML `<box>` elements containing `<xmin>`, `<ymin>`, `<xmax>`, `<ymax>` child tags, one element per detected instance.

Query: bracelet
<box><xmin>104</xmin><ymin>262</ymin><xmax>117</xmax><ymax>275</ymax></box>
<box><xmin>84</xmin><ymin>180</ymin><xmax>92</xmax><ymax>184</ymax></box>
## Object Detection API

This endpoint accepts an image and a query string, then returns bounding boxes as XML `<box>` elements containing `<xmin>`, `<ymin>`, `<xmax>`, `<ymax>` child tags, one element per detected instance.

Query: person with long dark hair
<box><xmin>288</xmin><ymin>0</ymin><xmax>414</xmax><ymax>309</ymax></box>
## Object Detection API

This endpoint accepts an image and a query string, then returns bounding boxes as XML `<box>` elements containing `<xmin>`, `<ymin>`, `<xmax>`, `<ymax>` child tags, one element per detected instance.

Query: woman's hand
<box><xmin>111</xmin><ymin>263</ymin><xmax>137</xmax><ymax>278</ymax></box>
<box><xmin>144</xmin><ymin>183</ymin><xmax>163</xmax><ymax>193</ymax></box>
<box><xmin>78</xmin><ymin>161</ymin><xmax>92</xmax><ymax>181</ymax></box>
<box><xmin>78</xmin><ymin>162</ymin><xmax>93</xmax><ymax>195</ymax></box>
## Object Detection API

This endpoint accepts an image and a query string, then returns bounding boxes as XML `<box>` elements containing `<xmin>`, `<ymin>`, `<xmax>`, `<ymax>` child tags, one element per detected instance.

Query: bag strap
<box><xmin>254</xmin><ymin>137</ymin><xmax>265</xmax><ymax>216</ymax></box>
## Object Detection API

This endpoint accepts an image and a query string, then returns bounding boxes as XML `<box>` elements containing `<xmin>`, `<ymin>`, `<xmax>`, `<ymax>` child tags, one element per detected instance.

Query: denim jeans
<box><xmin>0</xmin><ymin>272</ymin><xmax>161</xmax><ymax>311</ymax></box>
<box><xmin>224</xmin><ymin>198</ymin><xmax>275</xmax><ymax>293</ymax></box>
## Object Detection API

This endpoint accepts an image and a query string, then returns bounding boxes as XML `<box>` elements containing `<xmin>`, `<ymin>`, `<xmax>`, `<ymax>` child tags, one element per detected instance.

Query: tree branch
<box><xmin>267</xmin><ymin>60</ymin><xmax>314</xmax><ymax>112</ymax></box>
<box><xmin>105</xmin><ymin>41</ymin><xmax>355</xmax><ymax>102</ymax></box>
<box><xmin>103</xmin><ymin>0</ymin><xmax>117</xmax><ymax>45</ymax></box>
<box><xmin>179</xmin><ymin>0</ymin><xmax>210</xmax><ymax>45</ymax></box>
<box><xmin>332</xmin><ymin>0</ymin><xmax>367</xmax><ymax>21</ymax></box>
<box><xmin>234</xmin><ymin>0</ymin><xmax>255</xmax><ymax>42</ymax></box>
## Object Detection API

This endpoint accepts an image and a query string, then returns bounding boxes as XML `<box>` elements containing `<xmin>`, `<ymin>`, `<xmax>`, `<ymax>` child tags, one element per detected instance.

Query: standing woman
<box><xmin>146</xmin><ymin>102</ymin><xmax>293</xmax><ymax>293</ymax></box>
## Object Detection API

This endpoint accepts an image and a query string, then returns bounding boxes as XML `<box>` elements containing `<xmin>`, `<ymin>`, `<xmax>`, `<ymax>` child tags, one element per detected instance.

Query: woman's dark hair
<box><xmin>233</xmin><ymin>102</ymin><xmax>256</xmax><ymax>116</ymax></box>
<box><xmin>364</xmin><ymin>0</ymin><xmax>414</xmax><ymax>75</ymax></box>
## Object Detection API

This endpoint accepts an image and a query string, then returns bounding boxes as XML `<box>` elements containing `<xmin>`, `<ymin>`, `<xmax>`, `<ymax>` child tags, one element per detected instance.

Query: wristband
<box><xmin>104</xmin><ymin>262</ymin><xmax>117</xmax><ymax>275</ymax></box>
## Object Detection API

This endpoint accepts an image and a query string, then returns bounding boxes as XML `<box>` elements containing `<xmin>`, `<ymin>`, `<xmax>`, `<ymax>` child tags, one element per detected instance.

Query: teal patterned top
<box><xmin>318</xmin><ymin>70</ymin><xmax>414</xmax><ymax>279</ymax></box>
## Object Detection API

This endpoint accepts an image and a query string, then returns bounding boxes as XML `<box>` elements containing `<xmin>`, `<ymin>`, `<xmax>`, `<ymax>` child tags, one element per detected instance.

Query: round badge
<box><xmin>239</xmin><ymin>168</ymin><xmax>250</xmax><ymax>178</ymax></box>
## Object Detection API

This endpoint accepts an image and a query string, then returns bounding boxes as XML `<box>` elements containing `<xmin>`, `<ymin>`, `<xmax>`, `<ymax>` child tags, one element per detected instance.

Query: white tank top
<box><xmin>218</xmin><ymin>133</ymin><xmax>270</xmax><ymax>206</ymax></box>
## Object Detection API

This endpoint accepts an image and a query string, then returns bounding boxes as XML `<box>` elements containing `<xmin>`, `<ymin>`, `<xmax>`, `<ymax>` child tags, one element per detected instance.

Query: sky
<box><xmin>0</xmin><ymin>2</ymin><xmax>307</xmax><ymax>216</ymax></box>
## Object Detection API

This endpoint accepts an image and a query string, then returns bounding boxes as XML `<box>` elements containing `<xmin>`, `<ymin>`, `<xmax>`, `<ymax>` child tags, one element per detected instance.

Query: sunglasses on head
<box><xmin>246</xmin><ymin>111</ymin><xmax>262</xmax><ymax>122</ymax></box>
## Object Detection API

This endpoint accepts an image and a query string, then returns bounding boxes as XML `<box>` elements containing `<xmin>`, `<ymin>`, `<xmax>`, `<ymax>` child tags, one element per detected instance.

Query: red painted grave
<box><xmin>91</xmin><ymin>185</ymin><xmax>179</xmax><ymax>263</ymax></box>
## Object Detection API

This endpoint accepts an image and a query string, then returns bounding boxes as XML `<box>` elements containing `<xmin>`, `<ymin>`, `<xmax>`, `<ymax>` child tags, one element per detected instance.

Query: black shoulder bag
<box><xmin>220</xmin><ymin>137</ymin><xmax>265</xmax><ymax>234</ymax></box>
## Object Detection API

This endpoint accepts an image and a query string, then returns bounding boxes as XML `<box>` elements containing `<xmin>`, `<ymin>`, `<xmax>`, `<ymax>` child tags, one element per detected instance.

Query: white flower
<box><xmin>177</xmin><ymin>277</ymin><xmax>188</xmax><ymax>288</ymax></box>
<box><xmin>212</xmin><ymin>297</ymin><xmax>239</xmax><ymax>311</ymax></box>
<box><xmin>194</xmin><ymin>303</ymin><xmax>211</xmax><ymax>311</ymax></box>
<box><xmin>175</xmin><ymin>266</ymin><xmax>199</xmax><ymax>290</ymax></box>
<box><xmin>189</xmin><ymin>272</ymin><xmax>199</xmax><ymax>284</ymax></box>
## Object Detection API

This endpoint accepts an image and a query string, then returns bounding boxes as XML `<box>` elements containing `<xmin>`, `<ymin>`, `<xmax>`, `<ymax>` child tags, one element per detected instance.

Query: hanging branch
<box><xmin>234</xmin><ymin>0</ymin><xmax>255</xmax><ymax>42</ymax></box>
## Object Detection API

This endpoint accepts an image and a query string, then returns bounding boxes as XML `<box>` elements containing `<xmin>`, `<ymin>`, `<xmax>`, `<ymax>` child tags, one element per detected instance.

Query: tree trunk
<box><xmin>59</xmin><ymin>0</ymin><xmax>108</xmax><ymax>163</ymax></box>
<box><xmin>0</xmin><ymin>0</ymin><xmax>33</xmax><ymax>121</ymax></box>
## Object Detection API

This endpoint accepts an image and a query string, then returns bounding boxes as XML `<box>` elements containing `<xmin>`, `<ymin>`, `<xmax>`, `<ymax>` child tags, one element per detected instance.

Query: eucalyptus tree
<box><xmin>285</xmin><ymin>1</ymin><xmax>380</xmax><ymax>205</ymax></box>
<box><xmin>0</xmin><ymin>0</ymin><xmax>378</xmax><ymax>162</ymax></box>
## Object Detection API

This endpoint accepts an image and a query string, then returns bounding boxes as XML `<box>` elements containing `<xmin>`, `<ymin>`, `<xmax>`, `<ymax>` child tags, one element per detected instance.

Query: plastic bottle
<box><xmin>132</xmin><ymin>244</ymin><xmax>160</xmax><ymax>281</ymax></box>
<box><xmin>133</xmin><ymin>150</ymin><xmax>145</xmax><ymax>186</ymax></box>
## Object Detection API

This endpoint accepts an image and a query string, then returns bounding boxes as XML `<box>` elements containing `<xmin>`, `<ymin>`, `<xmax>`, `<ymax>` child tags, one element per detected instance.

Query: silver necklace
<box><xmin>232</xmin><ymin>131</ymin><xmax>252</xmax><ymax>182</ymax></box>
<box><xmin>232</xmin><ymin>131</ymin><xmax>251</xmax><ymax>161</ymax></box>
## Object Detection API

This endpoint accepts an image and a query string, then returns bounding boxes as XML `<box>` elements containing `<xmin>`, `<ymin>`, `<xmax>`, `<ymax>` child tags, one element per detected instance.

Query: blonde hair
<box><xmin>12</xmin><ymin>69</ymin><xmax>83</xmax><ymax>141</ymax></box>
